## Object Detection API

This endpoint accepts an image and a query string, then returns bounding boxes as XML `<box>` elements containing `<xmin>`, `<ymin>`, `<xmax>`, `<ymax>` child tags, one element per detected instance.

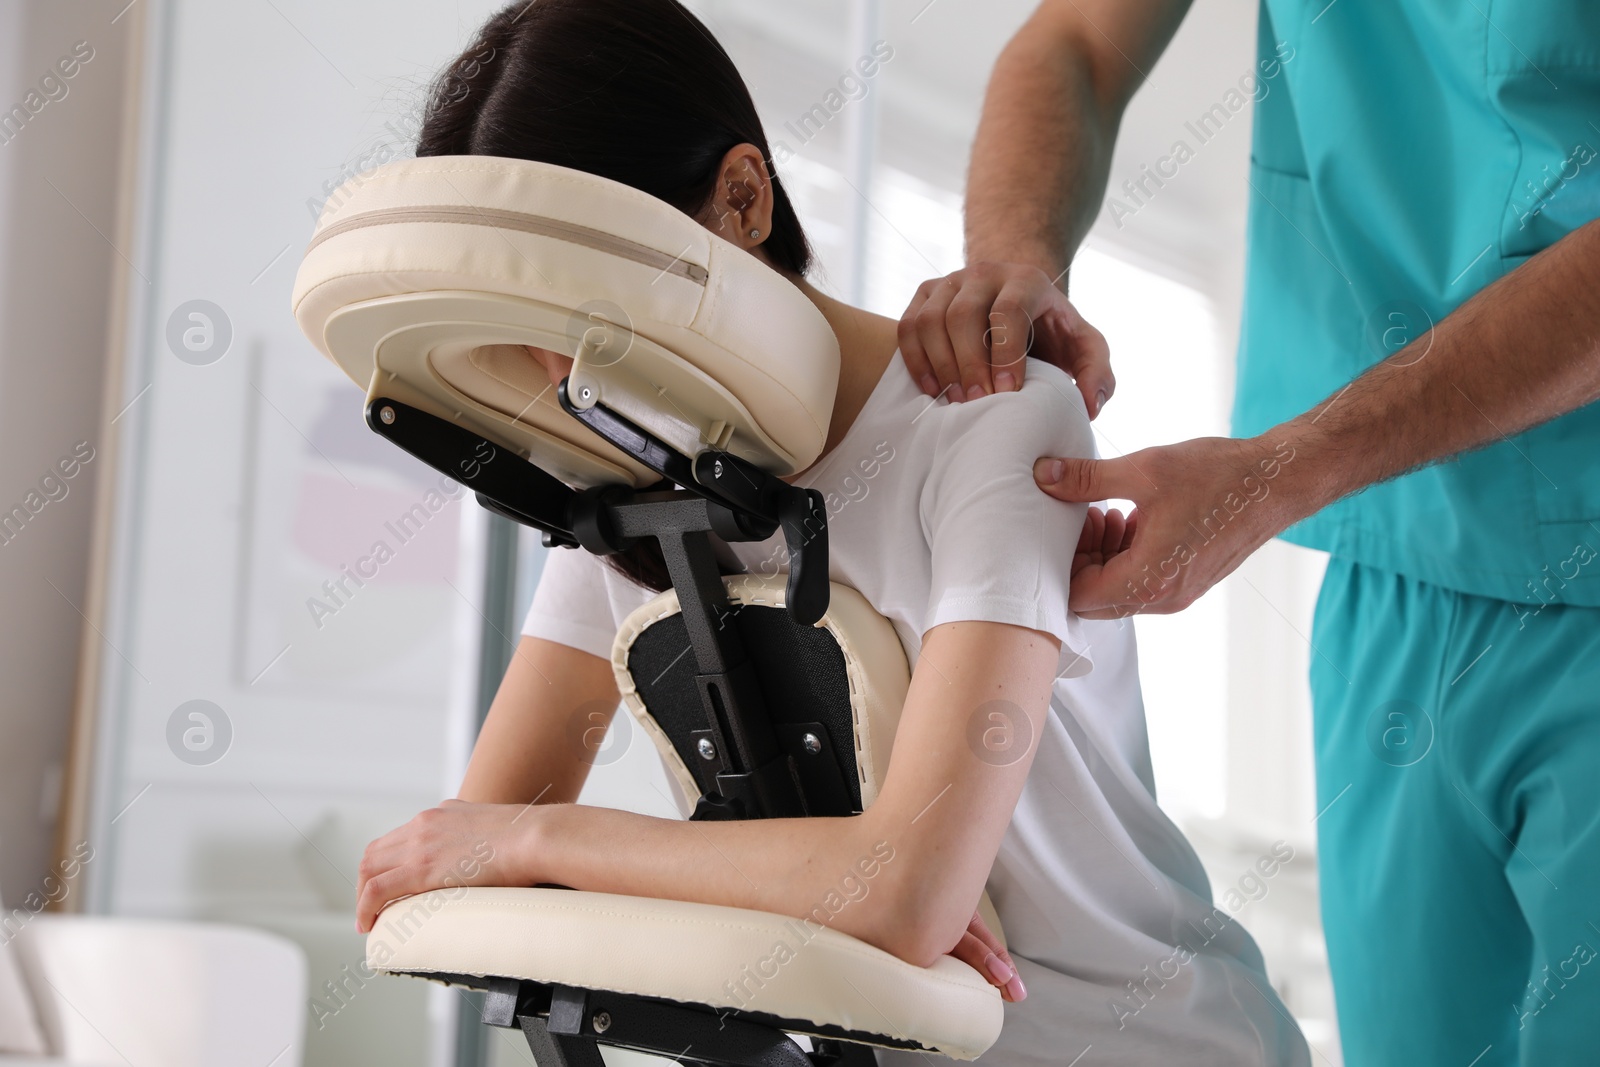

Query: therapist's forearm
<box><xmin>965</xmin><ymin>29</ymin><xmax>1109</xmax><ymax>274</ymax></box>
<box><xmin>1274</xmin><ymin>219</ymin><xmax>1600</xmax><ymax>521</ymax></box>
<box><xmin>964</xmin><ymin>0</ymin><xmax>1191</xmax><ymax>274</ymax></box>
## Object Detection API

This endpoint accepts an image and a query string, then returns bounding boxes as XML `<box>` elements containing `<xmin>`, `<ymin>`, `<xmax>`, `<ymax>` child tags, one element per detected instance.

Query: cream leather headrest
<box><xmin>291</xmin><ymin>156</ymin><xmax>840</xmax><ymax>487</ymax></box>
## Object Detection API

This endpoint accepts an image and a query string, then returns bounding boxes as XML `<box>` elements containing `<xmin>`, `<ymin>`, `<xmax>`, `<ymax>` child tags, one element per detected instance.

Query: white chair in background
<box><xmin>0</xmin><ymin>913</ymin><xmax>306</xmax><ymax>1066</ymax></box>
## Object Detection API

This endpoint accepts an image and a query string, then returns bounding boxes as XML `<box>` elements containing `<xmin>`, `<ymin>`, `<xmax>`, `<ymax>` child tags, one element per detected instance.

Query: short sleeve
<box><xmin>920</xmin><ymin>363</ymin><xmax>1095</xmax><ymax>678</ymax></box>
<box><xmin>520</xmin><ymin>546</ymin><xmax>628</xmax><ymax>661</ymax></box>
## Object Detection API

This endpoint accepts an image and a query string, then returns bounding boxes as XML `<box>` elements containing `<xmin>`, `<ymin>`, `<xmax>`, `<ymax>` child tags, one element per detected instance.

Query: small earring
<box><xmin>749</xmin><ymin>229</ymin><xmax>761</xmax><ymax>239</ymax></box>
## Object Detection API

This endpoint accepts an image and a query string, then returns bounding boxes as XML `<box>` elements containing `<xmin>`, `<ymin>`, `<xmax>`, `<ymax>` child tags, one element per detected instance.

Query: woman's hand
<box><xmin>948</xmin><ymin>911</ymin><xmax>1026</xmax><ymax>1002</ymax></box>
<box><xmin>355</xmin><ymin>799</ymin><xmax>539</xmax><ymax>934</ymax></box>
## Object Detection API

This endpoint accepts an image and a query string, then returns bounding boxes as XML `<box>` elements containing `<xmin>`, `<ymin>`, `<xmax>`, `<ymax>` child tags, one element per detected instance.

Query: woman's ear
<box><xmin>701</xmin><ymin>143</ymin><xmax>776</xmax><ymax>255</ymax></box>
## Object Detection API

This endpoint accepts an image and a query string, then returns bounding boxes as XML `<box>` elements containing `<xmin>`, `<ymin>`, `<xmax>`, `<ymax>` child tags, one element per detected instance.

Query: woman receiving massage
<box><xmin>353</xmin><ymin>1</ymin><xmax>1309</xmax><ymax>1062</ymax></box>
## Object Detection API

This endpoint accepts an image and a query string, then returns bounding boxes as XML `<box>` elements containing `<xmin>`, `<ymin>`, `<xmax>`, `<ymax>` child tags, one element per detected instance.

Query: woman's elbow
<box><xmin>822</xmin><ymin>822</ymin><xmax>986</xmax><ymax>967</ymax></box>
<box><xmin>850</xmin><ymin>881</ymin><xmax>973</xmax><ymax>969</ymax></box>
<box><xmin>882</xmin><ymin>913</ymin><xmax>973</xmax><ymax>970</ymax></box>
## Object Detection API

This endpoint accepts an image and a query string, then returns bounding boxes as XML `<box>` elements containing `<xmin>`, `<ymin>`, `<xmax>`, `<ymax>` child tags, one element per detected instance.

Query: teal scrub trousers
<box><xmin>1234</xmin><ymin>0</ymin><xmax>1600</xmax><ymax>1058</ymax></box>
<box><xmin>1309</xmin><ymin>557</ymin><xmax>1600</xmax><ymax>1065</ymax></box>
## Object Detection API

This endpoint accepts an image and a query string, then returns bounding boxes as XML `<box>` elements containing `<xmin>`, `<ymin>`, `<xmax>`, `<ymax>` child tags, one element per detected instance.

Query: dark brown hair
<box><xmin>416</xmin><ymin>0</ymin><xmax>813</xmax><ymax>590</ymax></box>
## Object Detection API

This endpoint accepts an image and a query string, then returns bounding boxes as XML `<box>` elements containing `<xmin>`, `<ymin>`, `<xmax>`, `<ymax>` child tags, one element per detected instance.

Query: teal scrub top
<box><xmin>1232</xmin><ymin>0</ymin><xmax>1600</xmax><ymax>606</ymax></box>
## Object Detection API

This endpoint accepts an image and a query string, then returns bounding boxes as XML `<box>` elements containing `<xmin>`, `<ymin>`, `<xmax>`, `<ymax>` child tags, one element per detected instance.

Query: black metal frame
<box><xmin>363</xmin><ymin>387</ymin><xmax>890</xmax><ymax>1067</ymax></box>
<box><xmin>404</xmin><ymin>973</ymin><xmax>912</xmax><ymax>1067</ymax></box>
<box><xmin>480</xmin><ymin>979</ymin><xmax>893</xmax><ymax>1067</ymax></box>
<box><xmin>364</xmin><ymin>387</ymin><xmax>831</xmax><ymax>821</ymax></box>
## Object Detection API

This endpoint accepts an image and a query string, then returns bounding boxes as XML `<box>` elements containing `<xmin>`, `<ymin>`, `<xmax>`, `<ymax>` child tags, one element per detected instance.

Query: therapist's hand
<box><xmin>1034</xmin><ymin>434</ymin><xmax>1308</xmax><ymax>618</ymax></box>
<box><xmin>899</xmin><ymin>262</ymin><xmax>1114</xmax><ymax>417</ymax></box>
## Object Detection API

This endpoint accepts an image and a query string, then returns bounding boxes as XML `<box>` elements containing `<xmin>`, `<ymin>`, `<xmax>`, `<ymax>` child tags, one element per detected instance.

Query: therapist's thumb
<box><xmin>1033</xmin><ymin>455</ymin><xmax>1136</xmax><ymax>503</ymax></box>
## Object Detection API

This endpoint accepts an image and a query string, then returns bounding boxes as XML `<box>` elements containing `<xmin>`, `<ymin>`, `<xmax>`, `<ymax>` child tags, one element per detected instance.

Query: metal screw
<box><xmin>591</xmin><ymin>1011</ymin><xmax>611</xmax><ymax>1034</ymax></box>
<box><xmin>379</xmin><ymin>405</ymin><xmax>395</xmax><ymax>425</ymax></box>
<box><xmin>713</xmin><ymin>459</ymin><xmax>724</xmax><ymax>478</ymax></box>
<box><xmin>802</xmin><ymin>732</ymin><xmax>822</xmax><ymax>755</ymax></box>
<box><xmin>579</xmin><ymin>386</ymin><xmax>594</xmax><ymax>402</ymax></box>
<box><xmin>697</xmin><ymin>738</ymin><xmax>717</xmax><ymax>761</ymax></box>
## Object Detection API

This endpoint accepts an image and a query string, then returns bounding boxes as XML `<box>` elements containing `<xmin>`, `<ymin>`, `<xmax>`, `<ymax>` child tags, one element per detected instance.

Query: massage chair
<box><xmin>292</xmin><ymin>155</ymin><xmax>1004</xmax><ymax>1067</ymax></box>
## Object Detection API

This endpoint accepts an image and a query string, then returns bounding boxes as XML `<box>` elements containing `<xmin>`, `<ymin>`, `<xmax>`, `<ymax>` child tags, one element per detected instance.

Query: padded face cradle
<box><xmin>291</xmin><ymin>156</ymin><xmax>842</xmax><ymax>488</ymax></box>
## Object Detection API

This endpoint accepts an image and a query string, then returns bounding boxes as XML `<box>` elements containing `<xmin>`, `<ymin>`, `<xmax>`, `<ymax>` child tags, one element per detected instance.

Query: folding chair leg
<box><xmin>810</xmin><ymin>1040</ymin><xmax>877</xmax><ymax>1067</ymax></box>
<box><xmin>519</xmin><ymin>1015</ymin><xmax>608</xmax><ymax>1067</ymax></box>
<box><xmin>481</xmin><ymin>977</ymin><xmax>861</xmax><ymax>1067</ymax></box>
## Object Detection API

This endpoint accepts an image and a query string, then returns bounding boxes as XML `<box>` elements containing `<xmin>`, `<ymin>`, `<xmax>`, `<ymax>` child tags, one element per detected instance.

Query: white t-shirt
<box><xmin>522</xmin><ymin>354</ymin><xmax>1310</xmax><ymax>1066</ymax></box>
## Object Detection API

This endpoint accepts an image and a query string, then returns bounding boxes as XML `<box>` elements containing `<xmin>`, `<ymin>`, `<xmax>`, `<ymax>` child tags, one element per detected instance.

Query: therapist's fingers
<box><xmin>1036</xmin><ymin>298</ymin><xmax>1115</xmax><ymax>419</ymax></box>
<box><xmin>901</xmin><ymin>263</ymin><xmax>1118</xmax><ymax>404</ymax></box>
<box><xmin>909</xmin><ymin>278</ymin><xmax>965</xmax><ymax>399</ymax></box>
<box><xmin>1038</xmin><ymin>437</ymin><xmax>1303</xmax><ymax>618</ymax></box>
<box><xmin>1117</xmin><ymin>509</ymin><xmax>1139</xmax><ymax>554</ymax></box>
<box><xmin>1072</xmin><ymin>508</ymin><xmax>1105</xmax><ymax>578</ymax></box>
<box><xmin>1033</xmin><ymin>454</ymin><xmax>1146</xmax><ymax>506</ymax></box>
<box><xmin>1099</xmin><ymin>508</ymin><xmax>1126</xmax><ymax>555</ymax></box>
<box><xmin>901</xmin><ymin>269</ymin><xmax>993</xmax><ymax>401</ymax></box>
<box><xmin>987</xmin><ymin>283</ymin><xmax>1036</xmax><ymax>394</ymax></box>
<box><xmin>945</xmin><ymin>281</ymin><xmax>1001</xmax><ymax>400</ymax></box>
<box><xmin>1073</xmin><ymin>508</ymin><xmax>1103</xmax><ymax>569</ymax></box>
<box><xmin>898</xmin><ymin>277</ymin><xmax>945</xmax><ymax>397</ymax></box>
<box><xmin>985</xmin><ymin>273</ymin><xmax>1115</xmax><ymax>417</ymax></box>
<box><xmin>1072</xmin><ymin>507</ymin><xmax>1137</xmax><ymax>578</ymax></box>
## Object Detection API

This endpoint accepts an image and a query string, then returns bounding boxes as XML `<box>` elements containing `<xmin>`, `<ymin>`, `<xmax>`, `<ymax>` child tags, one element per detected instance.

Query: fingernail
<box><xmin>1006</xmin><ymin>973</ymin><xmax>1027</xmax><ymax>1001</ymax></box>
<box><xmin>995</xmin><ymin>371</ymin><xmax>1016</xmax><ymax>392</ymax></box>
<box><xmin>966</xmin><ymin>384</ymin><xmax>986</xmax><ymax>402</ymax></box>
<box><xmin>984</xmin><ymin>952</ymin><xmax>1014</xmax><ymax>985</ymax></box>
<box><xmin>919</xmin><ymin>374</ymin><xmax>939</xmax><ymax>397</ymax></box>
<box><xmin>1034</xmin><ymin>458</ymin><xmax>1064</xmax><ymax>484</ymax></box>
<box><xmin>1095</xmin><ymin>389</ymin><xmax>1108</xmax><ymax>416</ymax></box>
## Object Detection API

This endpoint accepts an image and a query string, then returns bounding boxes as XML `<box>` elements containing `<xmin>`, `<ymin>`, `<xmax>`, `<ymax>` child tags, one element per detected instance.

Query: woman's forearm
<box><xmin>360</xmin><ymin>623</ymin><xmax>1059</xmax><ymax>967</ymax></box>
<box><xmin>457</xmin><ymin>636</ymin><xmax>621</xmax><ymax>805</ymax></box>
<box><xmin>527</xmin><ymin>804</ymin><xmax>932</xmax><ymax>958</ymax></box>
<box><xmin>521</xmin><ymin>622</ymin><xmax>1062</xmax><ymax>965</ymax></box>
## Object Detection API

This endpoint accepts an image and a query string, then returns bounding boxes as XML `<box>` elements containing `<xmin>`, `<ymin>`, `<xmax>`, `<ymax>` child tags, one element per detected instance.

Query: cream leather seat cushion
<box><xmin>291</xmin><ymin>156</ymin><xmax>841</xmax><ymax>488</ymax></box>
<box><xmin>367</xmin><ymin>887</ymin><xmax>1001</xmax><ymax>1061</ymax></box>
